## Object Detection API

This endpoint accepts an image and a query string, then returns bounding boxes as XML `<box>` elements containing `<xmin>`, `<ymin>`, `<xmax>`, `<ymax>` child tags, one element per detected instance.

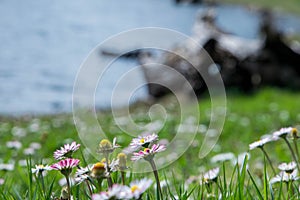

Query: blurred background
<box><xmin>1</xmin><ymin>1</ymin><xmax>300</xmax><ymax>197</ymax></box>
<box><xmin>0</xmin><ymin>0</ymin><xmax>300</xmax><ymax>115</ymax></box>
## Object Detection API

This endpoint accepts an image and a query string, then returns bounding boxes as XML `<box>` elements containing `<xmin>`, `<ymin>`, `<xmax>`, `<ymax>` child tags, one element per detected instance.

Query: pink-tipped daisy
<box><xmin>53</xmin><ymin>142</ymin><xmax>80</xmax><ymax>160</ymax></box>
<box><xmin>51</xmin><ymin>158</ymin><xmax>80</xmax><ymax>176</ymax></box>
<box><xmin>130</xmin><ymin>133</ymin><xmax>158</xmax><ymax>149</ymax></box>
<box><xmin>31</xmin><ymin>164</ymin><xmax>52</xmax><ymax>176</ymax></box>
<box><xmin>131</xmin><ymin>144</ymin><xmax>166</xmax><ymax>161</ymax></box>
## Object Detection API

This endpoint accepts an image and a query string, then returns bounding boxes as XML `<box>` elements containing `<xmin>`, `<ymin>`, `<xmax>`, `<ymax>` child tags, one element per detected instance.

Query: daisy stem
<box><xmin>85</xmin><ymin>180</ymin><xmax>93</xmax><ymax>197</ymax></box>
<box><xmin>148</xmin><ymin>159</ymin><xmax>163</xmax><ymax>200</ymax></box>
<box><xmin>260</xmin><ymin>147</ymin><xmax>276</xmax><ymax>176</ymax></box>
<box><xmin>215</xmin><ymin>179</ymin><xmax>223</xmax><ymax>194</ymax></box>
<box><xmin>38</xmin><ymin>172</ymin><xmax>46</xmax><ymax>199</ymax></box>
<box><xmin>205</xmin><ymin>182</ymin><xmax>212</xmax><ymax>194</ymax></box>
<box><xmin>97</xmin><ymin>178</ymin><xmax>103</xmax><ymax>192</ymax></box>
<box><xmin>65</xmin><ymin>175</ymin><xmax>71</xmax><ymax>200</ymax></box>
<box><xmin>287</xmin><ymin>181</ymin><xmax>292</xmax><ymax>200</ymax></box>
<box><xmin>107</xmin><ymin>176</ymin><xmax>113</xmax><ymax>188</ymax></box>
<box><xmin>283</xmin><ymin>138</ymin><xmax>300</xmax><ymax>172</ymax></box>
<box><xmin>121</xmin><ymin>171</ymin><xmax>126</xmax><ymax>185</ymax></box>
<box><xmin>104</xmin><ymin>154</ymin><xmax>113</xmax><ymax>188</ymax></box>
<box><xmin>293</xmin><ymin>140</ymin><xmax>300</xmax><ymax>163</ymax></box>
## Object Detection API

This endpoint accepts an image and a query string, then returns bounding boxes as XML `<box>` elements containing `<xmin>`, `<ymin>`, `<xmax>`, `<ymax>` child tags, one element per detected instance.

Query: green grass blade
<box><xmin>229</xmin><ymin>163</ymin><xmax>238</xmax><ymax>193</ymax></box>
<box><xmin>263</xmin><ymin>157</ymin><xmax>269</xmax><ymax>200</ymax></box>
<box><xmin>222</xmin><ymin>162</ymin><xmax>227</xmax><ymax>195</ymax></box>
<box><xmin>26</xmin><ymin>157</ymin><xmax>33</xmax><ymax>200</ymax></box>
<box><xmin>46</xmin><ymin>176</ymin><xmax>57</xmax><ymax>200</ymax></box>
<box><xmin>163</xmin><ymin>172</ymin><xmax>175</xmax><ymax>200</ymax></box>
<box><xmin>238</xmin><ymin>155</ymin><xmax>248</xmax><ymax>199</ymax></box>
<box><xmin>247</xmin><ymin>170</ymin><xmax>263</xmax><ymax>200</ymax></box>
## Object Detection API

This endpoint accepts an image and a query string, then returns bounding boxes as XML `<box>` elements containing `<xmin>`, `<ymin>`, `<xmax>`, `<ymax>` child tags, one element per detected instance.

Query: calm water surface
<box><xmin>0</xmin><ymin>0</ymin><xmax>299</xmax><ymax>115</ymax></box>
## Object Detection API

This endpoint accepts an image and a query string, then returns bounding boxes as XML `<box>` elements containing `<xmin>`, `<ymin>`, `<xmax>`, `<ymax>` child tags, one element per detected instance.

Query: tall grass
<box><xmin>0</xmin><ymin>88</ymin><xmax>300</xmax><ymax>199</ymax></box>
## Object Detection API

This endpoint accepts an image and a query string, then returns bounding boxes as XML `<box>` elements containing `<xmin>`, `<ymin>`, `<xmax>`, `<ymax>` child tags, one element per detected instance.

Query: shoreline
<box><xmin>0</xmin><ymin>87</ymin><xmax>299</xmax><ymax>119</ymax></box>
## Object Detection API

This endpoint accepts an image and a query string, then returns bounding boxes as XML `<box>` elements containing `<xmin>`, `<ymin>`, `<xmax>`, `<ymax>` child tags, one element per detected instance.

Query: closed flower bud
<box><xmin>292</xmin><ymin>128</ymin><xmax>298</xmax><ymax>139</ymax></box>
<box><xmin>118</xmin><ymin>153</ymin><xmax>127</xmax><ymax>171</ymax></box>
<box><xmin>97</xmin><ymin>138</ymin><xmax>120</xmax><ymax>155</ymax></box>
<box><xmin>99</xmin><ymin>139</ymin><xmax>112</xmax><ymax>149</ymax></box>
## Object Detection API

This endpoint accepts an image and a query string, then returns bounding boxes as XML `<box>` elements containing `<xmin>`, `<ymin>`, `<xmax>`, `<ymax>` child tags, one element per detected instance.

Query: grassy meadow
<box><xmin>0</xmin><ymin>87</ymin><xmax>300</xmax><ymax>199</ymax></box>
<box><xmin>220</xmin><ymin>0</ymin><xmax>300</xmax><ymax>15</ymax></box>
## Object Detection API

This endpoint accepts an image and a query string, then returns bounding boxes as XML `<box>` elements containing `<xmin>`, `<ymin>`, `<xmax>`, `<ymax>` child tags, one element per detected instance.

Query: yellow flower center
<box><xmin>140</xmin><ymin>138</ymin><xmax>145</xmax><ymax>144</ymax></box>
<box><xmin>144</xmin><ymin>148</ymin><xmax>150</xmax><ymax>153</ymax></box>
<box><xmin>93</xmin><ymin>162</ymin><xmax>105</xmax><ymax>171</ymax></box>
<box><xmin>131</xmin><ymin>185</ymin><xmax>140</xmax><ymax>193</ymax></box>
<box><xmin>38</xmin><ymin>164</ymin><xmax>44</xmax><ymax>168</ymax></box>
<box><xmin>91</xmin><ymin>162</ymin><xmax>106</xmax><ymax>178</ymax></box>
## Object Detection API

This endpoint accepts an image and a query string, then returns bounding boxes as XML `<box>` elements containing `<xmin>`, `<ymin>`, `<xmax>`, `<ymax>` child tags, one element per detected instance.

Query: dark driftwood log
<box><xmin>99</xmin><ymin>9</ymin><xmax>300</xmax><ymax>98</ymax></box>
<box><xmin>139</xmin><ymin>9</ymin><xmax>300</xmax><ymax>98</ymax></box>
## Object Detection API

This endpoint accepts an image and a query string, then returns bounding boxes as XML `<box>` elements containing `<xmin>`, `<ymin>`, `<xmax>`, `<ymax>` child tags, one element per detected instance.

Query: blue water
<box><xmin>0</xmin><ymin>0</ymin><xmax>299</xmax><ymax>115</ymax></box>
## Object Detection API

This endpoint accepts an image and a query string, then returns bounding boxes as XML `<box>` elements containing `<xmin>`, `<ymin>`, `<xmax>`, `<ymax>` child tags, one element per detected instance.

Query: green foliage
<box><xmin>0</xmin><ymin>88</ymin><xmax>300</xmax><ymax>199</ymax></box>
<box><xmin>220</xmin><ymin>0</ymin><xmax>300</xmax><ymax>16</ymax></box>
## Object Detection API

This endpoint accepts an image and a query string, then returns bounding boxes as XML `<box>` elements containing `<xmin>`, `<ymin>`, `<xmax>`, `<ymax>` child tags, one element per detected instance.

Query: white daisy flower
<box><xmin>130</xmin><ymin>133</ymin><xmax>158</xmax><ymax>149</ymax></box>
<box><xmin>92</xmin><ymin>184</ymin><xmax>129</xmax><ymax>200</ymax></box>
<box><xmin>31</xmin><ymin>164</ymin><xmax>52</xmax><ymax>176</ymax></box>
<box><xmin>75</xmin><ymin>166</ymin><xmax>92</xmax><ymax>184</ymax></box>
<box><xmin>210</xmin><ymin>152</ymin><xmax>235</xmax><ymax>164</ymax></box>
<box><xmin>273</xmin><ymin>127</ymin><xmax>293</xmax><ymax>138</ymax></box>
<box><xmin>23</xmin><ymin>147</ymin><xmax>35</xmax><ymax>155</ymax></box>
<box><xmin>249</xmin><ymin>135</ymin><xmax>277</xmax><ymax>150</ymax></box>
<box><xmin>6</xmin><ymin>141</ymin><xmax>22</xmax><ymax>150</ymax></box>
<box><xmin>129</xmin><ymin>178</ymin><xmax>153</xmax><ymax>199</ymax></box>
<box><xmin>0</xmin><ymin>163</ymin><xmax>14</xmax><ymax>171</ymax></box>
<box><xmin>29</xmin><ymin>142</ymin><xmax>42</xmax><ymax>150</ymax></box>
<box><xmin>203</xmin><ymin>167</ymin><xmax>220</xmax><ymax>183</ymax></box>
<box><xmin>270</xmin><ymin>169</ymin><xmax>299</xmax><ymax>184</ymax></box>
<box><xmin>278</xmin><ymin>161</ymin><xmax>297</xmax><ymax>173</ymax></box>
<box><xmin>53</xmin><ymin>142</ymin><xmax>80</xmax><ymax>160</ymax></box>
<box><xmin>18</xmin><ymin>160</ymin><xmax>27</xmax><ymax>167</ymax></box>
<box><xmin>11</xmin><ymin>127</ymin><xmax>27</xmax><ymax>137</ymax></box>
<box><xmin>92</xmin><ymin>192</ymin><xmax>110</xmax><ymax>200</ymax></box>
